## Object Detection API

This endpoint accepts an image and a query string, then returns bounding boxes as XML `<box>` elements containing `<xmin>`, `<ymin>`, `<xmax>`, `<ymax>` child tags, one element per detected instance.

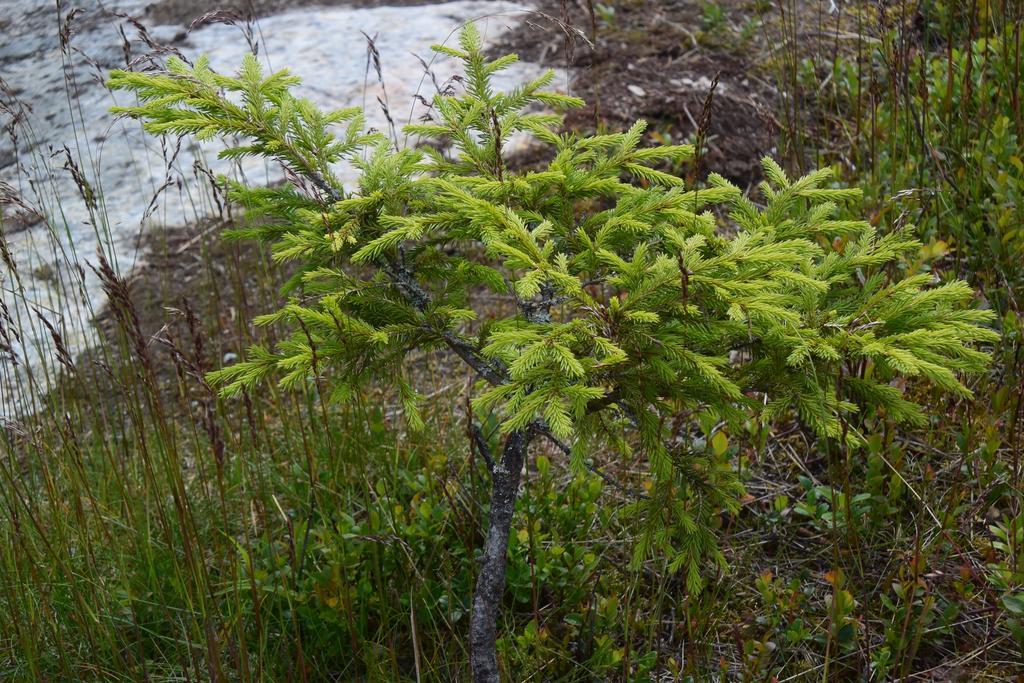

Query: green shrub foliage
<box><xmin>831</xmin><ymin>21</ymin><xmax>1024</xmax><ymax>310</ymax></box>
<box><xmin>109</xmin><ymin>25</ymin><xmax>997</xmax><ymax>589</ymax></box>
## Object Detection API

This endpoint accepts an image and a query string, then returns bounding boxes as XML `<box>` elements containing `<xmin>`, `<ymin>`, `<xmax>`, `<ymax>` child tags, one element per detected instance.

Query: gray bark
<box><xmin>469</xmin><ymin>428</ymin><xmax>532</xmax><ymax>682</ymax></box>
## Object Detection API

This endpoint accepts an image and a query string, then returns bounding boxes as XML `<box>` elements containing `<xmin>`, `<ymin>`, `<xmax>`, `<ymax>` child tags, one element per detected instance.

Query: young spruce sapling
<box><xmin>110</xmin><ymin>25</ymin><xmax>997</xmax><ymax>681</ymax></box>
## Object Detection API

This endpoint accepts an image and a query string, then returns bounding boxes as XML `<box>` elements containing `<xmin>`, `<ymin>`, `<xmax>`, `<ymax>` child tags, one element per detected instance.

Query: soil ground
<box><xmin>493</xmin><ymin>0</ymin><xmax>777</xmax><ymax>189</ymax></box>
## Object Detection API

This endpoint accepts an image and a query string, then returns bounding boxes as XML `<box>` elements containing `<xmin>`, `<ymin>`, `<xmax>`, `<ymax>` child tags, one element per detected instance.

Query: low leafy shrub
<box><xmin>829</xmin><ymin>20</ymin><xmax>1023</xmax><ymax>311</ymax></box>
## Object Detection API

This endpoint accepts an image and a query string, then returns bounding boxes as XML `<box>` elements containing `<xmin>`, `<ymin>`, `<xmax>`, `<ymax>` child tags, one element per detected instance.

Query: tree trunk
<box><xmin>469</xmin><ymin>428</ymin><xmax>532</xmax><ymax>682</ymax></box>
